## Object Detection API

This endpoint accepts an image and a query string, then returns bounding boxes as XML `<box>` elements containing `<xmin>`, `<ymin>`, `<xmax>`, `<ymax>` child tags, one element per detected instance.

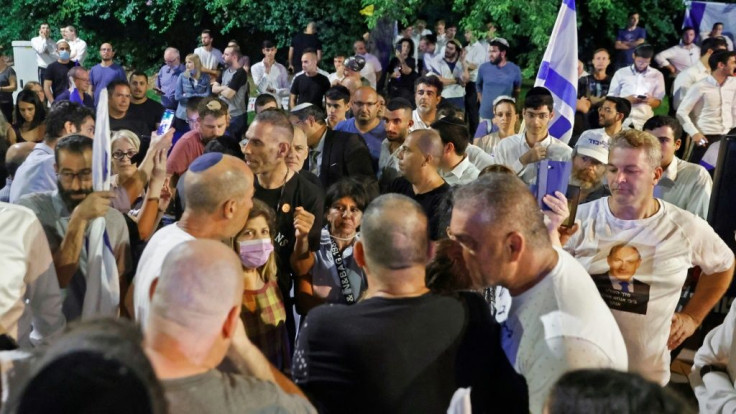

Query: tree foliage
<box><xmin>366</xmin><ymin>0</ymin><xmax>686</xmax><ymax>77</ymax></box>
<box><xmin>0</xmin><ymin>0</ymin><xmax>367</xmax><ymax>74</ymax></box>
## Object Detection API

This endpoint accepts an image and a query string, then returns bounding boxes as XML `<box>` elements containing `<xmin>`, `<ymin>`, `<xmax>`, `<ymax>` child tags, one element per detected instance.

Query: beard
<box><xmin>571</xmin><ymin>168</ymin><xmax>602</xmax><ymax>190</ymax></box>
<box><xmin>58</xmin><ymin>179</ymin><xmax>93</xmax><ymax>212</ymax></box>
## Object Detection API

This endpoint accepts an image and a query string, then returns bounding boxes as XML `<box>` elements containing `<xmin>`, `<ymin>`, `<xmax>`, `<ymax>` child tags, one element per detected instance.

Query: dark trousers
<box><xmin>689</xmin><ymin>134</ymin><xmax>722</xmax><ymax>164</ymax></box>
<box><xmin>465</xmin><ymin>81</ymin><xmax>480</xmax><ymax>135</ymax></box>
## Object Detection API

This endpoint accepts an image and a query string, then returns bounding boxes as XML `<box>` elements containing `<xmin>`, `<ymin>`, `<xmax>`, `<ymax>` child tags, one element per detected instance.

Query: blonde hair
<box><xmin>111</xmin><ymin>129</ymin><xmax>141</xmax><ymax>152</ymax></box>
<box><xmin>610</xmin><ymin>129</ymin><xmax>662</xmax><ymax>170</ymax></box>
<box><xmin>184</xmin><ymin>53</ymin><xmax>202</xmax><ymax>79</ymax></box>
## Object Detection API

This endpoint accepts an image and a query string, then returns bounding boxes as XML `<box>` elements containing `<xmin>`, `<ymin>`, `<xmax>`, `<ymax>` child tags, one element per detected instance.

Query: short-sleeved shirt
<box><xmin>44</xmin><ymin>61</ymin><xmax>75</xmax><ymax>98</ymax></box>
<box><xmin>17</xmin><ymin>191</ymin><xmax>131</xmax><ymax>321</ymax></box>
<box><xmin>89</xmin><ymin>63</ymin><xmax>127</xmax><ymax>106</ymax></box>
<box><xmin>577</xmin><ymin>74</ymin><xmax>611</xmax><ymax>99</ymax></box>
<box><xmin>293</xmin><ymin>292</ymin><xmax>528</xmax><ymax>413</ymax></box>
<box><xmin>290</xmin><ymin>33</ymin><xmax>322</xmax><ymax>71</ymax></box>
<box><xmin>163</xmin><ymin>369</ymin><xmax>315</xmax><ymax>414</ymax></box>
<box><xmin>128</xmin><ymin>99</ymin><xmax>165</xmax><ymax>134</ymax></box>
<box><xmin>290</xmin><ymin>73</ymin><xmax>331</xmax><ymax>108</ymax></box>
<box><xmin>616</xmin><ymin>27</ymin><xmax>647</xmax><ymax>66</ymax></box>
<box><xmin>333</xmin><ymin>119</ymin><xmax>386</xmax><ymax>165</ymax></box>
<box><xmin>218</xmin><ymin>67</ymin><xmax>248</xmax><ymax>117</ymax></box>
<box><xmin>166</xmin><ymin>130</ymin><xmax>204</xmax><ymax>176</ymax></box>
<box><xmin>564</xmin><ymin>198</ymin><xmax>735</xmax><ymax>384</ymax></box>
<box><xmin>193</xmin><ymin>47</ymin><xmax>224</xmax><ymax>71</ymax></box>
<box><xmin>476</xmin><ymin>62</ymin><xmax>522</xmax><ymax>119</ymax></box>
<box><xmin>387</xmin><ymin>177</ymin><xmax>450</xmax><ymax>241</ymax></box>
<box><xmin>0</xmin><ymin>67</ymin><xmax>17</xmax><ymax>104</ymax></box>
<box><xmin>254</xmin><ymin>172</ymin><xmax>324</xmax><ymax>296</ymax></box>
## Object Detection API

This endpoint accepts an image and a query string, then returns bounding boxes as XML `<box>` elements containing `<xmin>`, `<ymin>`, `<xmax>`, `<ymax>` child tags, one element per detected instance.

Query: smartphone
<box><xmin>536</xmin><ymin>160</ymin><xmax>572</xmax><ymax>211</ymax></box>
<box><xmin>562</xmin><ymin>185</ymin><xmax>581</xmax><ymax>228</ymax></box>
<box><xmin>637</xmin><ymin>95</ymin><xmax>647</xmax><ymax>100</ymax></box>
<box><xmin>157</xmin><ymin>109</ymin><xmax>175</xmax><ymax>135</ymax></box>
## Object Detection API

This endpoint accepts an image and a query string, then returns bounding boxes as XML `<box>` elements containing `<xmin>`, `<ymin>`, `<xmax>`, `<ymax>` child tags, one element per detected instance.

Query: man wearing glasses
<box><xmin>55</xmin><ymin>66</ymin><xmax>94</xmax><ymax>108</ymax></box>
<box><xmin>490</xmin><ymin>87</ymin><xmax>572</xmax><ymax>185</ymax></box>
<box><xmin>17</xmin><ymin>135</ymin><xmax>131</xmax><ymax>321</ymax></box>
<box><xmin>10</xmin><ymin>102</ymin><xmax>94</xmax><ymax>203</ymax></box>
<box><xmin>334</xmin><ymin>86</ymin><xmax>386</xmax><ymax>167</ymax></box>
<box><xmin>154</xmin><ymin>48</ymin><xmax>185</xmax><ymax>112</ymax></box>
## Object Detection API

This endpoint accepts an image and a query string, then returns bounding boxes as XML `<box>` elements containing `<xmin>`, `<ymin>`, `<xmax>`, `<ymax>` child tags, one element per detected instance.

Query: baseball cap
<box><xmin>575</xmin><ymin>132</ymin><xmax>609</xmax><ymax>164</ymax></box>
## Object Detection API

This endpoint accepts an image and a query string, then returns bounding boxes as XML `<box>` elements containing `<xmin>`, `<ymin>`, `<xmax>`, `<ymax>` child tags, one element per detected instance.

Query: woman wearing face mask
<box><xmin>474</xmin><ymin>96</ymin><xmax>518</xmax><ymax>155</ymax></box>
<box><xmin>235</xmin><ymin>200</ymin><xmax>291</xmax><ymax>372</ymax></box>
<box><xmin>293</xmin><ymin>178</ymin><xmax>375</xmax><ymax>316</ymax></box>
<box><xmin>12</xmin><ymin>90</ymin><xmax>46</xmax><ymax>143</ymax></box>
<box><xmin>174</xmin><ymin>54</ymin><xmax>211</xmax><ymax>131</ymax></box>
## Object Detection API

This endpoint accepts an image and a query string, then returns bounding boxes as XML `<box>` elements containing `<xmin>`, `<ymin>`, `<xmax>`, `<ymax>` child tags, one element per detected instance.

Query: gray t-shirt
<box><xmin>220</xmin><ymin>67</ymin><xmax>248</xmax><ymax>117</ymax></box>
<box><xmin>163</xmin><ymin>370</ymin><xmax>315</xmax><ymax>414</ymax></box>
<box><xmin>17</xmin><ymin>191</ymin><xmax>131</xmax><ymax>321</ymax></box>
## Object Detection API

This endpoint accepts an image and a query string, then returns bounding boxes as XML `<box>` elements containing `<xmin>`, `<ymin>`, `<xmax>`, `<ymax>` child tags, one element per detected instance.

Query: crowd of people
<box><xmin>0</xmin><ymin>13</ymin><xmax>735</xmax><ymax>414</ymax></box>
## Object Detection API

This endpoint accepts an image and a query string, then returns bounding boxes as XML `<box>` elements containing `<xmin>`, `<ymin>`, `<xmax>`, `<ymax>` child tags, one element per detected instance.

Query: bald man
<box><xmin>449</xmin><ymin>174</ymin><xmax>628</xmax><ymax>413</ymax></box>
<box><xmin>334</xmin><ymin>86</ymin><xmax>387</xmax><ymax>165</ymax></box>
<box><xmin>387</xmin><ymin>129</ymin><xmax>450</xmax><ymax>240</ymax></box>
<box><xmin>130</xmin><ymin>152</ymin><xmax>254</xmax><ymax>326</ymax></box>
<box><xmin>144</xmin><ymin>240</ymin><xmax>315</xmax><ymax>414</ymax></box>
<box><xmin>293</xmin><ymin>194</ymin><xmax>527</xmax><ymax>413</ymax></box>
<box><xmin>0</xmin><ymin>142</ymin><xmax>35</xmax><ymax>202</ymax></box>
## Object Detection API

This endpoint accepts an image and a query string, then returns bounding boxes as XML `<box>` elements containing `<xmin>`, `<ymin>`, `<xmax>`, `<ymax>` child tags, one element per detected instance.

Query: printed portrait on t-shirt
<box><xmin>591</xmin><ymin>243</ymin><xmax>651</xmax><ymax>315</ymax></box>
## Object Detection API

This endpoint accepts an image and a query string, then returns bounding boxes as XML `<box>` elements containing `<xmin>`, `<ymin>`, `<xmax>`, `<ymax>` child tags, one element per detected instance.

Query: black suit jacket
<box><xmin>591</xmin><ymin>273</ymin><xmax>651</xmax><ymax>315</ymax></box>
<box><xmin>304</xmin><ymin>129</ymin><xmax>375</xmax><ymax>189</ymax></box>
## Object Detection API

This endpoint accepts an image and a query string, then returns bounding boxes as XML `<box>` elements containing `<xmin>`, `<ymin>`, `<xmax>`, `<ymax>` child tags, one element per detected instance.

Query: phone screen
<box><xmin>157</xmin><ymin>109</ymin><xmax>175</xmax><ymax>136</ymax></box>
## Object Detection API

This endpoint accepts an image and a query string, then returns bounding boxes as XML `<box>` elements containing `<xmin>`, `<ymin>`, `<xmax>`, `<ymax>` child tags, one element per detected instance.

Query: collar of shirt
<box><xmin>315</xmin><ymin>129</ymin><xmax>327</xmax><ymax>154</ymax></box>
<box><xmin>50</xmin><ymin>190</ymin><xmax>71</xmax><ymax>217</ymax></box>
<box><xmin>34</xmin><ymin>142</ymin><xmax>54</xmax><ymax>156</ymax></box>
<box><xmin>630</xmin><ymin>64</ymin><xmax>651</xmax><ymax>76</ymax></box>
<box><xmin>522</xmin><ymin>133</ymin><xmax>552</xmax><ymax>150</ymax></box>
<box><xmin>445</xmin><ymin>155</ymin><xmax>472</xmax><ymax>178</ymax></box>
<box><xmin>660</xmin><ymin>156</ymin><xmax>680</xmax><ymax>185</ymax></box>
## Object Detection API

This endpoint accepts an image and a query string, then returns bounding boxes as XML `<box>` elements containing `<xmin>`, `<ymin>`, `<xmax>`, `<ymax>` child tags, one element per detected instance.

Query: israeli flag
<box><xmin>534</xmin><ymin>0</ymin><xmax>578</xmax><ymax>144</ymax></box>
<box><xmin>684</xmin><ymin>1</ymin><xmax>736</xmax><ymax>47</ymax></box>
<box><xmin>83</xmin><ymin>88</ymin><xmax>120</xmax><ymax>318</ymax></box>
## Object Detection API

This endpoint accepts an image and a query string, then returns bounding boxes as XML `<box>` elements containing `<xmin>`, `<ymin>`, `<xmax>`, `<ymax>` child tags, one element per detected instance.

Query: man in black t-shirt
<box><xmin>387</xmin><ymin>128</ymin><xmax>450</xmax><ymax>240</ymax></box>
<box><xmin>292</xmin><ymin>194</ymin><xmax>528</xmax><ymax>414</ymax></box>
<box><xmin>290</xmin><ymin>50</ymin><xmax>330</xmax><ymax>109</ymax></box>
<box><xmin>44</xmin><ymin>41</ymin><xmax>75</xmax><ymax>103</ymax></box>
<box><xmin>128</xmin><ymin>71</ymin><xmax>165</xmax><ymax>134</ymax></box>
<box><xmin>289</xmin><ymin>22</ymin><xmax>322</xmax><ymax>73</ymax></box>
<box><xmin>107</xmin><ymin>80</ymin><xmax>151</xmax><ymax>163</ymax></box>
<box><xmin>243</xmin><ymin>109</ymin><xmax>324</xmax><ymax>346</ymax></box>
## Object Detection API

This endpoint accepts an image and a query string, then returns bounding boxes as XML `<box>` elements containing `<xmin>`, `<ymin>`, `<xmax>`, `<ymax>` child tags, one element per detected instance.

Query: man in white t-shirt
<box><xmin>449</xmin><ymin>174</ymin><xmax>628</xmax><ymax>414</ymax></box>
<box><xmin>129</xmin><ymin>153</ymin><xmax>254</xmax><ymax>327</ymax></box>
<box><xmin>194</xmin><ymin>29</ymin><xmax>223</xmax><ymax>81</ymax></box>
<box><xmin>563</xmin><ymin>129</ymin><xmax>735</xmax><ymax>385</ymax></box>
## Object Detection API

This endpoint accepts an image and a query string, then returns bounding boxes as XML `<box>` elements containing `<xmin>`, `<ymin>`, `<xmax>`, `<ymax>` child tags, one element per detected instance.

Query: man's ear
<box><xmin>675</xmin><ymin>139</ymin><xmax>682</xmax><ymax>151</ymax></box>
<box><xmin>63</xmin><ymin>120</ymin><xmax>76</xmax><ymax>135</ymax></box>
<box><xmin>354</xmin><ymin>240</ymin><xmax>366</xmax><ymax>268</ymax></box>
<box><xmin>221</xmin><ymin>306</ymin><xmax>239</xmax><ymax>339</ymax></box>
<box><xmin>148</xmin><ymin>277</ymin><xmax>159</xmax><ymax>302</ymax></box>
<box><xmin>278</xmin><ymin>142</ymin><xmax>290</xmax><ymax>158</ymax></box>
<box><xmin>222</xmin><ymin>199</ymin><xmax>237</xmax><ymax>219</ymax></box>
<box><xmin>505</xmin><ymin>231</ymin><xmax>525</xmax><ymax>263</ymax></box>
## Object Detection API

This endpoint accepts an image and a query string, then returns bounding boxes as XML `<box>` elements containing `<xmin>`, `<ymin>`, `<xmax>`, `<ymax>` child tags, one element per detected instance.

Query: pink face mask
<box><xmin>238</xmin><ymin>238</ymin><xmax>274</xmax><ymax>269</ymax></box>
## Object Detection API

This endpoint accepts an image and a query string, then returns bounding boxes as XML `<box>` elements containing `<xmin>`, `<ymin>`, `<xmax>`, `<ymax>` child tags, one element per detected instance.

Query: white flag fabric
<box><xmin>684</xmin><ymin>1</ymin><xmax>736</xmax><ymax>46</ymax></box>
<box><xmin>83</xmin><ymin>89</ymin><xmax>119</xmax><ymax>318</ymax></box>
<box><xmin>534</xmin><ymin>0</ymin><xmax>578</xmax><ymax>144</ymax></box>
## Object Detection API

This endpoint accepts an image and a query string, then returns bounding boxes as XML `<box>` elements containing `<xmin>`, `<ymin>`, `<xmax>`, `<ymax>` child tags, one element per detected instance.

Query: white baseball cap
<box><xmin>575</xmin><ymin>132</ymin><xmax>609</xmax><ymax>164</ymax></box>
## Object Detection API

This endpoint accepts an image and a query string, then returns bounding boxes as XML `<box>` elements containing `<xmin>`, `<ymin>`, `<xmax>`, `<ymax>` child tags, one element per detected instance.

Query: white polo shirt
<box><xmin>609</xmin><ymin>65</ymin><xmax>665</xmax><ymax>129</ymax></box>
<box><xmin>676</xmin><ymin>75</ymin><xmax>736</xmax><ymax>136</ymax></box>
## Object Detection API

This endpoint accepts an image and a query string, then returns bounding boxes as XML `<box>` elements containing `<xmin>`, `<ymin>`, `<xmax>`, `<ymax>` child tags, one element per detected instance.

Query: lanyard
<box><xmin>329</xmin><ymin>236</ymin><xmax>356</xmax><ymax>304</ymax></box>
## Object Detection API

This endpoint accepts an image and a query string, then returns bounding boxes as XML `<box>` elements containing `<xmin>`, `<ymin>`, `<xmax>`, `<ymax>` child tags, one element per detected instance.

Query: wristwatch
<box><xmin>701</xmin><ymin>364</ymin><xmax>729</xmax><ymax>378</ymax></box>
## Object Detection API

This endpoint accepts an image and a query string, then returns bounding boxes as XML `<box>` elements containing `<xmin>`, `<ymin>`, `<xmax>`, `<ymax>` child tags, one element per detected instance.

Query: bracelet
<box><xmin>701</xmin><ymin>364</ymin><xmax>729</xmax><ymax>378</ymax></box>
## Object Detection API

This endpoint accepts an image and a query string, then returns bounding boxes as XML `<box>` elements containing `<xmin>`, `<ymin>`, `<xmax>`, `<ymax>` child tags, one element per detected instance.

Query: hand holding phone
<box><xmin>157</xmin><ymin>109</ymin><xmax>175</xmax><ymax>136</ymax></box>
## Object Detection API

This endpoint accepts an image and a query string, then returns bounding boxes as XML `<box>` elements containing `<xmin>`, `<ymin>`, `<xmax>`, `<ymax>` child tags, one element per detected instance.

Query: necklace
<box><xmin>275</xmin><ymin>166</ymin><xmax>290</xmax><ymax>214</ymax></box>
<box><xmin>330</xmin><ymin>233</ymin><xmax>356</xmax><ymax>242</ymax></box>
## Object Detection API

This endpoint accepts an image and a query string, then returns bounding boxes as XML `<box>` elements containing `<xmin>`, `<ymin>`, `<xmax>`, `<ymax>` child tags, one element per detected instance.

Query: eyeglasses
<box><xmin>164</xmin><ymin>59</ymin><xmax>176</xmax><ymax>65</ymax></box>
<box><xmin>112</xmin><ymin>150</ymin><xmax>138</xmax><ymax>160</ymax></box>
<box><xmin>58</xmin><ymin>169</ymin><xmax>92</xmax><ymax>183</ymax></box>
<box><xmin>187</xmin><ymin>117</ymin><xmax>199</xmax><ymax>127</ymax></box>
